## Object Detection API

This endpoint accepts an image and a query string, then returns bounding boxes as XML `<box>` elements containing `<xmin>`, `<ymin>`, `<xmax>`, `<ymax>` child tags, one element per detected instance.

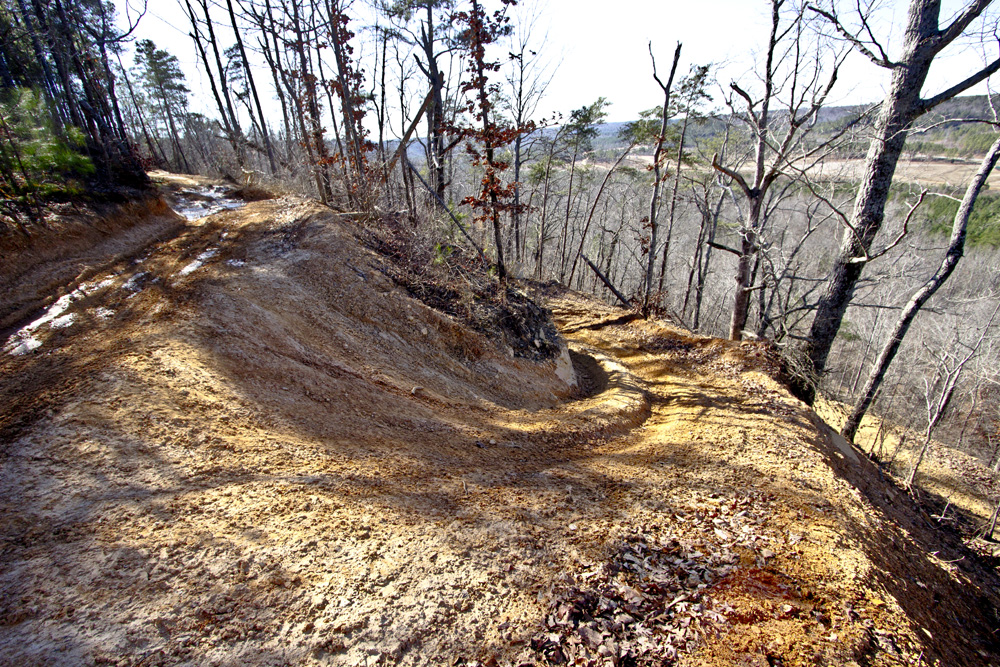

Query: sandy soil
<box><xmin>817</xmin><ymin>399</ymin><xmax>1000</xmax><ymax>548</ymax></box>
<box><xmin>1</xmin><ymin>183</ymin><xmax>999</xmax><ymax>666</ymax></box>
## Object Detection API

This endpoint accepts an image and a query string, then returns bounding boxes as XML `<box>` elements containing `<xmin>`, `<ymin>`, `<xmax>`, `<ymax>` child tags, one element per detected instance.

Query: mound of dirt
<box><xmin>359</xmin><ymin>218</ymin><xmax>563</xmax><ymax>364</ymax></box>
<box><xmin>0</xmin><ymin>194</ymin><xmax>182</xmax><ymax>333</ymax></box>
<box><xmin>1</xmin><ymin>185</ymin><xmax>999</xmax><ymax>667</ymax></box>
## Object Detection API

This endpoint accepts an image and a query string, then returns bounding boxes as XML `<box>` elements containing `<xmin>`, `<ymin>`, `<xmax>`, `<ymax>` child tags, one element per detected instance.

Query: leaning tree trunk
<box><xmin>226</xmin><ymin>0</ymin><xmax>276</xmax><ymax>174</ymax></box>
<box><xmin>841</xmin><ymin>134</ymin><xmax>1000</xmax><ymax>443</ymax></box>
<box><xmin>805</xmin><ymin>0</ymin><xmax>1000</xmax><ymax>394</ymax></box>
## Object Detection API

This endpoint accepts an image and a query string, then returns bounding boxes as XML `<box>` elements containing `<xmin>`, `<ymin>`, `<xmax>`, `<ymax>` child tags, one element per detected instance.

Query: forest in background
<box><xmin>4</xmin><ymin>0</ymin><xmax>1000</xmax><ymax>492</ymax></box>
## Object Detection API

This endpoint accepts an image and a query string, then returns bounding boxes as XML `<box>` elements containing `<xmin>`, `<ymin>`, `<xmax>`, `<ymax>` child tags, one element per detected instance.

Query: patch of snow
<box><xmin>170</xmin><ymin>186</ymin><xmax>247</xmax><ymax>220</ymax></box>
<box><xmin>7</xmin><ymin>335</ymin><xmax>42</xmax><ymax>356</ymax></box>
<box><xmin>50</xmin><ymin>314</ymin><xmax>76</xmax><ymax>329</ymax></box>
<box><xmin>122</xmin><ymin>272</ymin><xmax>149</xmax><ymax>292</ymax></box>
<box><xmin>4</xmin><ymin>278</ymin><xmax>113</xmax><ymax>355</ymax></box>
<box><xmin>80</xmin><ymin>279</ymin><xmax>115</xmax><ymax>295</ymax></box>
<box><xmin>178</xmin><ymin>249</ymin><xmax>218</xmax><ymax>277</ymax></box>
<box><xmin>95</xmin><ymin>307</ymin><xmax>115</xmax><ymax>319</ymax></box>
<box><xmin>226</xmin><ymin>259</ymin><xmax>246</xmax><ymax>268</ymax></box>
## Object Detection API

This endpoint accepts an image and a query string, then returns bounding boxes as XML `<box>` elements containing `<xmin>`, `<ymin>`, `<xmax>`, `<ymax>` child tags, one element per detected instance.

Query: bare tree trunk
<box><xmin>183</xmin><ymin>0</ymin><xmax>244</xmax><ymax>168</ymax></box>
<box><xmin>656</xmin><ymin>110</ymin><xmax>692</xmax><ymax>301</ymax></box>
<box><xmin>288</xmin><ymin>0</ymin><xmax>332</xmax><ymax>202</ymax></box>
<box><xmin>985</xmin><ymin>497</ymin><xmax>1000</xmax><ymax>541</ymax></box>
<box><xmin>200</xmin><ymin>0</ymin><xmax>243</xmax><ymax>144</ymax></box>
<box><xmin>326</xmin><ymin>0</ymin><xmax>366</xmax><ymax>176</ymax></box>
<box><xmin>225</xmin><ymin>0</ymin><xmax>276</xmax><ymax>174</ymax></box>
<box><xmin>643</xmin><ymin>41</ymin><xmax>682</xmax><ymax>315</ymax></box>
<box><xmin>413</xmin><ymin>2</ymin><xmax>448</xmax><ymax>201</ymax></box>
<box><xmin>582</xmin><ymin>255</ymin><xmax>630</xmax><ymax>308</ymax></box>
<box><xmin>806</xmin><ymin>0</ymin><xmax>1000</xmax><ymax>389</ymax></box>
<box><xmin>558</xmin><ymin>144</ymin><xmax>580</xmax><ymax>282</ymax></box>
<box><xmin>842</xmin><ymin>135</ymin><xmax>1000</xmax><ymax>443</ymax></box>
<box><xmin>534</xmin><ymin>140</ymin><xmax>557</xmax><ymax>280</ymax></box>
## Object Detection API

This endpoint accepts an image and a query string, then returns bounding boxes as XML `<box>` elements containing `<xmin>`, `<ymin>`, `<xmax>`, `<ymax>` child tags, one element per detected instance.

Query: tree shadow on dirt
<box><xmin>6</xmin><ymin>213</ymin><xmax>1000</xmax><ymax>665</ymax></box>
<box><xmin>807</xmin><ymin>415</ymin><xmax>1000</xmax><ymax>665</ymax></box>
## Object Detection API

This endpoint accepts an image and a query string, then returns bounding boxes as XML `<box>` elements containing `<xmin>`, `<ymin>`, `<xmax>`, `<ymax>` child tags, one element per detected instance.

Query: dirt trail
<box><xmin>1</xmin><ymin>187</ymin><xmax>998</xmax><ymax>666</ymax></box>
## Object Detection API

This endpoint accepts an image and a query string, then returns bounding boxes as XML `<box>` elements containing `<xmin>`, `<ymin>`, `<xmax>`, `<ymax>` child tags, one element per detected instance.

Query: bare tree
<box><xmin>805</xmin><ymin>0</ymin><xmax>1000</xmax><ymax>387</ymax></box>
<box><xmin>842</xmin><ymin>131</ymin><xmax>1000</xmax><ymax>443</ymax></box>
<box><xmin>225</xmin><ymin>0</ymin><xmax>276</xmax><ymax>174</ymax></box>
<box><xmin>711</xmin><ymin>0</ymin><xmax>841</xmax><ymax>340</ymax></box>
<box><xmin>503</xmin><ymin>4</ymin><xmax>554</xmax><ymax>267</ymax></box>
<box><xmin>907</xmin><ymin>301</ymin><xmax>1000</xmax><ymax>488</ymax></box>
<box><xmin>557</xmin><ymin>98</ymin><xmax>608</xmax><ymax>282</ymax></box>
<box><xmin>381</xmin><ymin>0</ymin><xmax>462</xmax><ymax>202</ymax></box>
<box><xmin>640</xmin><ymin>41</ymin><xmax>682</xmax><ymax>316</ymax></box>
<box><xmin>182</xmin><ymin>0</ymin><xmax>246</xmax><ymax>171</ymax></box>
<box><xmin>656</xmin><ymin>64</ymin><xmax>712</xmax><ymax>305</ymax></box>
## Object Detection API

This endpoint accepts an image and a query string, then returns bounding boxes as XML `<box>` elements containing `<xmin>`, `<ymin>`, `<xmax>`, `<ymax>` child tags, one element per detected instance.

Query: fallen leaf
<box><xmin>579</xmin><ymin>625</ymin><xmax>602</xmax><ymax>646</ymax></box>
<box><xmin>714</xmin><ymin>528</ymin><xmax>733</xmax><ymax>541</ymax></box>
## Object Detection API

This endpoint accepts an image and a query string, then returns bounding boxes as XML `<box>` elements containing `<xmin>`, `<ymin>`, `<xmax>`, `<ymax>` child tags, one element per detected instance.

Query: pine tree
<box><xmin>133</xmin><ymin>40</ymin><xmax>191</xmax><ymax>173</ymax></box>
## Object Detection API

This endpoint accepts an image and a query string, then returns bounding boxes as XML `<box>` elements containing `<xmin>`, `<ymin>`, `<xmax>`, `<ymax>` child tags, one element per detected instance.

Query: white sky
<box><xmin>115</xmin><ymin>0</ymin><xmax>999</xmax><ymax>128</ymax></box>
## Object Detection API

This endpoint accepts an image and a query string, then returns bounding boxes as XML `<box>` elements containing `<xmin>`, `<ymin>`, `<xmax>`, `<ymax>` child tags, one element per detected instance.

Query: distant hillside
<box><xmin>553</xmin><ymin>95</ymin><xmax>999</xmax><ymax>159</ymax></box>
<box><xmin>387</xmin><ymin>95</ymin><xmax>997</xmax><ymax>166</ymax></box>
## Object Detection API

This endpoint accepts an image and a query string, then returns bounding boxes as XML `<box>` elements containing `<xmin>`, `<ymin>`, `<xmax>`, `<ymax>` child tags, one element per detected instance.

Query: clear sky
<box><xmin>115</xmin><ymin>0</ymin><xmax>998</xmax><ymax>127</ymax></box>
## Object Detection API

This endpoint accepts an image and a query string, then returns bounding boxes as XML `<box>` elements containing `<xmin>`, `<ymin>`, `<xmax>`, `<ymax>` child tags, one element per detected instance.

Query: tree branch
<box><xmin>708</xmin><ymin>240</ymin><xmax>741</xmax><ymax>256</ymax></box>
<box><xmin>711</xmin><ymin>152</ymin><xmax>752</xmax><ymax>197</ymax></box>
<box><xmin>917</xmin><ymin>56</ymin><xmax>1000</xmax><ymax>116</ymax></box>
<box><xmin>936</xmin><ymin>0</ymin><xmax>994</xmax><ymax>52</ymax></box>
<box><xmin>729</xmin><ymin>81</ymin><xmax>760</xmax><ymax>127</ymax></box>
<box><xmin>849</xmin><ymin>189</ymin><xmax>926</xmax><ymax>264</ymax></box>
<box><xmin>806</xmin><ymin>3</ymin><xmax>893</xmax><ymax>67</ymax></box>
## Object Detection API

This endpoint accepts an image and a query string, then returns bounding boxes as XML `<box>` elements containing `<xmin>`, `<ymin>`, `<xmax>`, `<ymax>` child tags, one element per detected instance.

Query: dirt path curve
<box><xmin>0</xmin><ymin>196</ymin><xmax>998</xmax><ymax>667</ymax></box>
<box><xmin>541</xmin><ymin>289</ymin><xmax>1000</xmax><ymax>667</ymax></box>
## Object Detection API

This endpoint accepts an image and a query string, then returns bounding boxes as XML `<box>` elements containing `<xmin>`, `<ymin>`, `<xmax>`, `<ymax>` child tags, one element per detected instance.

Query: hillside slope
<box><xmin>0</xmin><ymin>188</ymin><xmax>998</xmax><ymax>666</ymax></box>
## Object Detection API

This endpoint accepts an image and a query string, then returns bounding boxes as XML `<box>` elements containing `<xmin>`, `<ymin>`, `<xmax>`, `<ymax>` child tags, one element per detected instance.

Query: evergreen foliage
<box><xmin>0</xmin><ymin>0</ymin><xmax>147</xmax><ymax>228</ymax></box>
<box><xmin>923</xmin><ymin>191</ymin><xmax>1000</xmax><ymax>247</ymax></box>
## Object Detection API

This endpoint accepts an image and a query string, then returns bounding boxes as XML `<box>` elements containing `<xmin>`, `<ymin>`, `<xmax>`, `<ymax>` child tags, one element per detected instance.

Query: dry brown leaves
<box><xmin>529</xmin><ymin>528</ymin><xmax>743</xmax><ymax>666</ymax></box>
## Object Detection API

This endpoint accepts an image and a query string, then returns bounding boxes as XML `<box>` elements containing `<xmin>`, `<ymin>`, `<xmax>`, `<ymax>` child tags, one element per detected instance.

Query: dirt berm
<box><xmin>0</xmin><ymin>192</ymin><xmax>998</xmax><ymax>667</ymax></box>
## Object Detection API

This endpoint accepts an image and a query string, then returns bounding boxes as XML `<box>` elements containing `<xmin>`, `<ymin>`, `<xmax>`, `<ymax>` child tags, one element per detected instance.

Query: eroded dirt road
<box><xmin>1</xmin><ymin>189</ymin><xmax>998</xmax><ymax>667</ymax></box>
